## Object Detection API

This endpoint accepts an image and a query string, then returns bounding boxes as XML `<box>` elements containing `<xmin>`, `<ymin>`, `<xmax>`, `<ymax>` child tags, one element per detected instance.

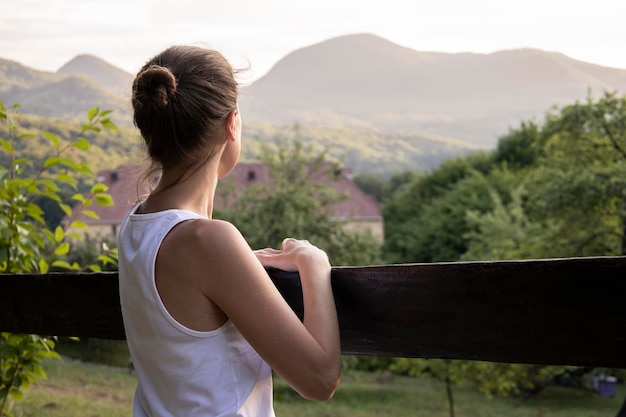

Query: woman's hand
<box><xmin>254</xmin><ymin>238</ymin><xmax>330</xmax><ymax>273</ymax></box>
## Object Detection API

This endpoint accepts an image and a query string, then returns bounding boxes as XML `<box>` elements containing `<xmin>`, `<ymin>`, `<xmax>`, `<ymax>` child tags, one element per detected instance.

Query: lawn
<box><xmin>7</xmin><ymin>357</ymin><xmax>624</xmax><ymax>417</ymax></box>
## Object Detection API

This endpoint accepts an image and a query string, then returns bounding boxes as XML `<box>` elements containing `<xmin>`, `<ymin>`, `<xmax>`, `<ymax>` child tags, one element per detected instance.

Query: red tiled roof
<box><xmin>72</xmin><ymin>163</ymin><xmax>381</xmax><ymax>223</ymax></box>
<box><xmin>217</xmin><ymin>163</ymin><xmax>381</xmax><ymax>219</ymax></box>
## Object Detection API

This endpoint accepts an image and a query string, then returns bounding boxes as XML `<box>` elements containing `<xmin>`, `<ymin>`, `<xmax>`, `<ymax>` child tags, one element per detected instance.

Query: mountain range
<box><xmin>240</xmin><ymin>34</ymin><xmax>626</xmax><ymax>146</ymax></box>
<box><xmin>1</xmin><ymin>33</ymin><xmax>626</xmax><ymax>174</ymax></box>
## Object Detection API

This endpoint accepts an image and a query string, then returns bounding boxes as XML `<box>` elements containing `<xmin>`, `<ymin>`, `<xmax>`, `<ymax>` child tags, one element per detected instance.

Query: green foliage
<box><xmin>353</xmin><ymin>170</ymin><xmax>419</xmax><ymax>203</ymax></box>
<box><xmin>466</xmin><ymin>363</ymin><xmax>584</xmax><ymax>398</ymax></box>
<box><xmin>384</xmin><ymin>91</ymin><xmax>626</xmax><ymax>263</ymax></box>
<box><xmin>0</xmin><ymin>99</ymin><xmax>118</xmax><ymax>415</ymax></box>
<box><xmin>461</xmin><ymin>185</ymin><xmax>557</xmax><ymax>261</ymax></box>
<box><xmin>382</xmin><ymin>152</ymin><xmax>509</xmax><ymax>263</ymax></box>
<box><xmin>0</xmin><ymin>112</ymin><xmax>138</xmax><ymax>179</ymax></box>
<box><xmin>216</xmin><ymin>134</ymin><xmax>381</xmax><ymax>266</ymax></box>
<box><xmin>492</xmin><ymin>121</ymin><xmax>542</xmax><ymax>170</ymax></box>
<box><xmin>66</xmin><ymin>235</ymin><xmax>119</xmax><ymax>273</ymax></box>
<box><xmin>0</xmin><ymin>102</ymin><xmax>116</xmax><ymax>273</ymax></box>
<box><xmin>460</xmin><ymin>91</ymin><xmax>626</xmax><ymax>260</ymax></box>
<box><xmin>243</xmin><ymin>122</ymin><xmax>478</xmax><ymax>178</ymax></box>
<box><xmin>525</xmin><ymin>92</ymin><xmax>626</xmax><ymax>256</ymax></box>
<box><xmin>380</xmin><ymin>91</ymin><xmax>626</xmax><ymax>405</ymax></box>
<box><xmin>0</xmin><ymin>334</ymin><xmax>60</xmax><ymax>416</ymax></box>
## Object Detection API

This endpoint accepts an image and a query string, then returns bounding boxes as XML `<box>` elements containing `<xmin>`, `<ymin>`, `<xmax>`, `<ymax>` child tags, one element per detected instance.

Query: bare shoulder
<box><xmin>159</xmin><ymin>218</ymin><xmax>250</xmax><ymax>275</ymax></box>
<box><xmin>163</xmin><ymin>217</ymin><xmax>255</xmax><ymax>273</ymax></box>
<box><xmin>168</xmin><ymin>218</ymin><xmax>245</xmax><ymax>251</ymax></box>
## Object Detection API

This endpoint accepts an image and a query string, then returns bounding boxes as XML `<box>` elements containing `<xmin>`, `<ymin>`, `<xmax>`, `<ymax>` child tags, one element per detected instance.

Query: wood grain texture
<box><xmin>1</xmin><ymin>256</ymin><xmax>625</xmax><ymax>368</ymax></box>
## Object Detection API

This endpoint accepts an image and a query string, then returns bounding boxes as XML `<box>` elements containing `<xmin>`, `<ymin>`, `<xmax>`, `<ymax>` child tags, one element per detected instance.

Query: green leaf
<box><xmin>97</xmin><ymin>254</ymin><xmax>116</xmax><ymax>265</ymax></box>
<box><xmin>80</xmin><ymin>209</ymin><xmax>100</xmax><ymax>220</ymax></box>
<box><xmin>25</xmin><ymin>203</ymin><xmax>45</xmax><ymax>223</ymax></box>
<box><xmin>81</xmin><ymin>124</ymin><xmax>101</xmax><ymax>133</ymax></box>
<box><xmin>66</xmin><ymin>232</ymin><xmax>82</xmax><ymax>240</ymax></box>
<box><xmin>94</xmin><ymin>193</ymin><xmax>114</xmax><ymax>207</ymax></box>
<box><xmin>11</xmin><ymin>158</ymin><xmax>30</xmax><ymax>167</ymax></box>
<box><xmin>58</xmin><ymin>157</ymin><xmax>79</xmax><ymax>170</ymax></box>
<box><xmin>39</xmin><ymin>259</ymin><xmax>49</xmax><ymax>274</ymax></box>
<box><xmin>90</xmin><ymin>183</ymin><xmax>109</xmax><ymax>194</ymax></box>
<box><xmin>87</xmin><ymin>106</ymin><xmax>99</xmax><ymax>121</ymax></box>
<box><xmin>29</xmin><ymin>365</ymin><xmax>47</xmax><ymax>378</ymax></box>
<box><xmin>71</xmin><ymin>193</ymin><xmax>85</xmax><ymax>202</ymax></box>
<box><xmin>88</xmin><ymin>264</ymin><xmax>102</xmax><ymax>272</ymax></box>
<box><xmin>9</xmin><ymin>386</ymin><xmax>24</xmax><ymax>401</ymax></box>
<box><xmin>101</xmin><ymin>118</ymin><xmax>119</xmax><ymax>131</ymax></box>
<box><xmin>69</xmin><ymin>220</ymin><xmax>88</xmax><ymax>229</ymax></box>
<box><xmin>54</xmin><ymin>226</ymin><xmax>64</xmax><ymax>242</ymax></box>
<box><xmin>73</xmin><ymin>136</ymin><xmax>90</xmax><ymax>150</ymax></box>
<box><xmin>51</xmin><ymin>260</ymin><xmax>74</xmax><ymax>270</ymax></box>
<box><xmin>57</xmin><ymin>172</ymin><xmax>78</xmax><ymax>189</ymax></box>
<box><xmin>43</xmin><ymin>156</ymin><xmax>62</xmax><ymax>168</ymax></box>
<box><xmin>59</xmin><ymin>203</ymin><xmax>73</xmax><ymax>216</ymax></box>
<box><xmin>39</xmin><ymin>178</ymin><xmax>60</xmax><ymax>192</ymax></box>
<box><xmin>0</xmin><ymin>137</ymin><xmax>13</xmax><ymax>154</ymax></box>
<box><xmin>42</xmin><ymin>131</ymin><xmax>61</xmax><ymax>148</ymax></box>
<box><xmin>54</xmin><ymin>242</ymin><xmax>70</xmax><ymax>255</ymax></box>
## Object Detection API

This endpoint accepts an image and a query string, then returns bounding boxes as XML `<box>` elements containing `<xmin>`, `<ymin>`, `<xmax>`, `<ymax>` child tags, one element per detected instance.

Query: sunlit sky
<box><xmin>2</xmin><ymin>0</ymin><xmax>625</xmax><ymax>82</ymax></box>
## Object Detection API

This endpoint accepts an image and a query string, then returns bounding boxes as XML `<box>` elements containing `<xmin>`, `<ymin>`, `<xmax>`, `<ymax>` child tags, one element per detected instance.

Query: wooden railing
<box><xmin>1</xmin><ymin>256</ymin><xmax>626</xmax><ymax>415</ymax></box>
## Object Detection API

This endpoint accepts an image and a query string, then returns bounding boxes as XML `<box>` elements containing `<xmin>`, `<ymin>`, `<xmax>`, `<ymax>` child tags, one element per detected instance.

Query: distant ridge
<box><xmin>0</xmin><ymin>55</ymin><xmax>132</xmax><ymax>126</ymax></box>
<box><xmin>0</xmin><ymin>58</ymin><xmax>62</xmax><ymax>92</ymax></box>
<box><xmin>58</xmin><ymin>54</ymin><xmax>133</xmax><ymax>95</ymax></box>
<box><xmin>6</xmin><ymin>75</ymin><xmax>130</xmax><ymax>122</ymax></box>
<box><xmin>1</xmin><ymin>33</ymin><xmax>626</xmax><ymax>174</ymax></box>
<box><xmin>240</xmin><ymin>33</ymin><xmax>626</xmax><ymax>146</ymax></box>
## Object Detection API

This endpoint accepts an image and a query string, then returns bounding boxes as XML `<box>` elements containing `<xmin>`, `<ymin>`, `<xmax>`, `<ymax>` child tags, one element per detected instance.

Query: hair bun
<box><xmin>135</xmin><ymin>65</ymin><xmax>177</xmax><ymax>109</ymax></box>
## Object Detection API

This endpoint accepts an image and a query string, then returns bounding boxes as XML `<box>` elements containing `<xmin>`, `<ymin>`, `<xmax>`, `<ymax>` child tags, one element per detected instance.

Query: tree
<box><xmin>353</xmin><ymin>170</ymin><xmax>419</xmax><ymax>203</ymax></box>
<box><xmin>0</xmin><ymin>100</ymin><xmax>116</xmax><ymax>416</ymax></box>
<box><xmin>526</xmin><ymin>91</ymin><xmax>626</xmax><ymax>256</ymax></box>
<box><xmin>215</xmin><ymin>135</ymin><xmax>381</xmax><ymax>266</ymax></box>
<box><xmin>461</xmin><ymin>185</ymin><xmax>557</xmax><ymax>261</ymax></box>
<box><xmin>382</xmin><ymin>152</ymin><xmax>513</xmax><ymax>263</ymax></box>
<box><xmin>391</xmin><ymin>358</ymin><xmax>471</xmax><ymax>417</ymax></box>
<box><xmin>462</xmin><ymin>92</ymin><xmax>626</xmax><ymax>260</ymax></box>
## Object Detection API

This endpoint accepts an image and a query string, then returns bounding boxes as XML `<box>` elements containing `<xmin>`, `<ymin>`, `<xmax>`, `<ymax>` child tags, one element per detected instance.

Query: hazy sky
<box><xmin>2</xmin><ymin>0</ymin><xmax>625</xmax><ymax>81</ymax></box>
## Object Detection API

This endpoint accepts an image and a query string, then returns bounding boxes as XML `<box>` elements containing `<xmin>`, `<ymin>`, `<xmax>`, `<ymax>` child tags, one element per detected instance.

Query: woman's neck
<box><xmin>139</xmin><ymin>160</ymin><xmax>220</xmax><ymax>218</ymax></box>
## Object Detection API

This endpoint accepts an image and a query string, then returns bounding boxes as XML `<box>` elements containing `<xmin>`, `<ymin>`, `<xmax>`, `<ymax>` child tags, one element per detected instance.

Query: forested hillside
<box><xmin>0</xmin><ymin>112</ymin><xmax>139</xmax><ymax>176</ymax></box>
<box><xmin>383</xmin><ymin>92</ymin><xmax>626</xmax><ymax>262</ymax></box>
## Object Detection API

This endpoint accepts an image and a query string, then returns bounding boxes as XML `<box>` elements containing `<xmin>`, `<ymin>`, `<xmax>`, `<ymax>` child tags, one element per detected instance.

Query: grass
<box><xmin>7</xmin><ymin>358</ymin><xmax>625</xmax><ymax>417</ymax></box>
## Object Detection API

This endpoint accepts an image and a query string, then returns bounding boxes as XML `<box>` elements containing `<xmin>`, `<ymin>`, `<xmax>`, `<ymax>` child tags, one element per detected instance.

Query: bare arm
<box><xmin>175</xmin><ymin>220</ymin><xmax>340</xmax><ymax>401</ymax></box>
<box><xmin>255</xmin><ymin>238</ymin><xmax>341</xmax><ymax>397</ymax></box>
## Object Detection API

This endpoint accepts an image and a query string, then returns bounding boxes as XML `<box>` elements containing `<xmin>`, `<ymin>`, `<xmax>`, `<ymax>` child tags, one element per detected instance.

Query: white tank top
<box><xmin>118</xmin><ymin>206</ymin><xmax>275</xmax><ymax>417</ymax></box>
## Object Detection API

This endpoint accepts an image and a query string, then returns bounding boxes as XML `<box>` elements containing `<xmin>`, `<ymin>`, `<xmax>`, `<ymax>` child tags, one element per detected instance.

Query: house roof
<box><xmin>72</xmin><ymin>163</ymin><xmax>381</xmax><ymax>223</ymax></box>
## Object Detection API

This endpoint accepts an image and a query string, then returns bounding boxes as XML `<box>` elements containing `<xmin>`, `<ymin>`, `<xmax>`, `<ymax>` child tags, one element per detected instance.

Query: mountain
<box><xmin>0</xmin><ymin>58</ymin><xmax>62</xmax><ymax>92</ymax></box>
<box><xmin>0</xmin><ymin>56</ymin><xmax>132</xmax><ymax>126</ymax></box>
<box><xmin>58</xmin><ymin>54</ymin><xmax>133</xmax><ymax>95</ymax></box>
<box><xmin>239</xmin><ymin>33</ymin><xmax>626</xmax><ymax>146</ymax></box>
<box><xmin>4</xmin><ymin>75</ymin><xmax>131</xmax><ymax>123</ymax></box>
<box><xmin>2</xmin><ymin>34</ymin><xmax>626</xmax><ymax>174</ymax></box>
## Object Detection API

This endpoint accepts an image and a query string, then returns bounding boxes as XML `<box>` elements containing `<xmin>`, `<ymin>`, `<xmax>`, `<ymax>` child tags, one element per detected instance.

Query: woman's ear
<box><xmin>225</xmin><ymin>109</ymin><xmax>239</xmax><ymax>142</ymax></box>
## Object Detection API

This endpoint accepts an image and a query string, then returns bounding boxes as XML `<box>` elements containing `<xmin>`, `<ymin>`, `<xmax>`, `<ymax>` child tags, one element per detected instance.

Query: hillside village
<box><xmin>68</xmin><ymin>163</ymin><xmax>383</xmax><ymax>241</ymax></box>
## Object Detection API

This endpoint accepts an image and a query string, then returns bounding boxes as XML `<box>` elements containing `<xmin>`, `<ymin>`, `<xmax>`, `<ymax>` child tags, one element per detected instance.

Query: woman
<box><xmin>118</xmin><ymin>45</ymin><xmax>340</xmax><ymax>417</ymax></box>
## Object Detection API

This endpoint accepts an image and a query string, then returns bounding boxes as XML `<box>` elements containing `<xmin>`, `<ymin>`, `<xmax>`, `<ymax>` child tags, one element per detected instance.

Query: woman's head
<box><xmin>132</xmin><ymin>45</ymin><xmax>240</xmax><ymax>171</ymax></box>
